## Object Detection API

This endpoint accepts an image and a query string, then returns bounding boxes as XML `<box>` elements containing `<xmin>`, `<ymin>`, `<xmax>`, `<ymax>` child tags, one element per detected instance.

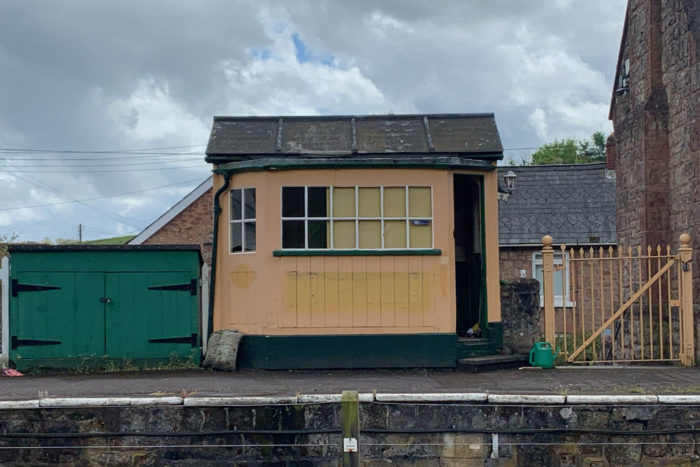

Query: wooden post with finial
<box><xmin>679</xmin><ymin>234</ymin><xmax>694</xmax><ymax>366</ymax></box>
<box><xmin>542</xmin><ymin>235</ymin><xmax>555</xmax><ymax>351</ymax></box>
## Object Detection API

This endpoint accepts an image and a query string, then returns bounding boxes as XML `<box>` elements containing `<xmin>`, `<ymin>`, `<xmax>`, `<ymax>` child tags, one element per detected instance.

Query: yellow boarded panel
<box><xmin>359</xmin><ymin>221</ymin><xmax>381</xmax><ymax>249</ymax></box>
<box><xmin>324</xmin><ymin>257</ymin><xmax>339</xmax><ymax>327</ymax></box>
<box><xmin>383</xmin><ymin>187</ymin><xmax>406</xmax><ymax>217</ymax></box>
<box><xmin>409</xmin><ymin>187</ymin><xmax>432</xmax><ymax>217</ymax></box>
<box><xmin>338</xmin><ymin>258</ymin><xmax>353</xmax><ymax>327</ymax></box>
<box><xmin>333</xmin><ymin>187</ymin><xmax>355</xmax><ymax>217</ymax></box>
<box><xmin>366</xmin><ymin>258</ymin><xmax>381</xmax><ymax>326</ymax></box>
<box><xmin>408</xmin><ymin>256</ymin><xmax>423</xmax><ymax>327</ymax></box>
<box><xmin>281</xmin><ymin>267</ymin><xmax>298</xmax><ymax>327</ymax></box>
<box><xmin>309</xmin><ymin>257</ymin><xmax>325</xmax><ymax>327</ymax></box>
<box><xmin>394</xmin><ymin>257</ymin><xmax>409</xmax><ymax>327</ymax></box>
<box><xmin>384</xmin><ymin>220</ymin><xmax>407</xmax><ymax>248</ymax></box>
<box><xmin>409</xmin><ymin>222</ymin><xmax>432</xmax><ymax>248</ymax></box>
<box><xmin>352</xmin><ymin>257</ymin><xmax>367</xmax><ymax>326</ymax></box>
<box><xmin>380</xmin><ymin>257</ymin><xmax>395</xmax><ymax>326</ymax></box>
<box><xmin>358</xmin><ymin>187</ymin><xmax>380</xmax><ymax>217</ymax></box>
<box><xmin>334</xmin><ymin>220</ymin><xmax>356</xmax><ymax>248</ymax></box>
<box><xmin>296</xmin><ymin>257</ymin><xmax>311</xmax><ymax>328</ymax></box>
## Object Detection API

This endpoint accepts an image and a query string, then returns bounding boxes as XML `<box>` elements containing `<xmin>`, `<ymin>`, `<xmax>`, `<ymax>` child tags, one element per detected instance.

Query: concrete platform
<box><xmin>0</xmin><ymin>366</ymin><xmax>698</xmax><ymax>401</ymax></box>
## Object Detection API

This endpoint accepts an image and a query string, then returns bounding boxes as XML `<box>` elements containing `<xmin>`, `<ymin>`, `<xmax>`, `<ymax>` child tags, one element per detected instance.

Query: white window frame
<box><xmin>532</xmin><ymin>251</ymin><xmax>573</xmax><ymax>307</ymax></box>
<box><xmin>229</xmin><ymin>188</ymin><xmax>256</xmax><ymax>254</ymax></box>
<box><xmin>280</xmin><ymin>185</ymin><xmax>434</xmax><ymax>250</ymax></box>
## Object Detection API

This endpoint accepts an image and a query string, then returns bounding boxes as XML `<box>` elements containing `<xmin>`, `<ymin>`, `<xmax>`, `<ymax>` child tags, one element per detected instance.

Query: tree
<box><xmin>529</xmin><ymin>132</ymin><xmax>607</xmax><ymax>165</ymax></box>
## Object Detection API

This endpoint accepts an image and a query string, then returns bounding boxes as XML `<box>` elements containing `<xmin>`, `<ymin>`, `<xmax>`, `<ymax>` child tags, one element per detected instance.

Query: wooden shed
<box><xmin>8</xmin><ymin>245</ymin><xmax>202</xmax><ymax>371</ymax></box>
<box><xmin>205</xmin><ymin>114</ymin><xmax>505</xmax><ymax>368</ymax></box>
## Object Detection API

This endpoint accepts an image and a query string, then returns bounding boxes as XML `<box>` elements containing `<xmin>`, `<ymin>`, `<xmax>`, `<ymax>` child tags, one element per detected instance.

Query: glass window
<box><xmin>230</xmin><ymin>188</ymin><xmax>256</xmax><ymax>253</ymax></box>
<box><xmin>280</xmin><ymin>185</ymin><xmax>433</xmax><ymax>250</ymax></box>
<box><xmin>532</xmin><ymin>252</ymin><xmax>572</xmax><ymax>307</ymax></box>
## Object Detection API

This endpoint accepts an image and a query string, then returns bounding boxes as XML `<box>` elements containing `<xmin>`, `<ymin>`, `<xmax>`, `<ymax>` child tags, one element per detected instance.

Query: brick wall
<box><xmin>499</xmin><ymin>247</ymin><xmax>534</xmax><ymax>281</ymax></box>
<box><xmin>144</xmin><ymin>187</ymin><xmax>214</xmax><ymax>265</ymax></box>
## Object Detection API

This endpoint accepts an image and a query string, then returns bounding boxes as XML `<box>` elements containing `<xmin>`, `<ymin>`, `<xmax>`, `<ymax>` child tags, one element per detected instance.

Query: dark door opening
<box><xmin>453</xmin><ymin>174</ymin><xmax>484</xmax><ymax>337</ymax></box>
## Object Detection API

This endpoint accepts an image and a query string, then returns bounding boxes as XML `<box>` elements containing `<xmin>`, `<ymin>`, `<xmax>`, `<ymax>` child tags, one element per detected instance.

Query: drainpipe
<box><xmin>207</xmin><ymin>171</ymin><xmax>232</xmax><ymax>338</ymax></box>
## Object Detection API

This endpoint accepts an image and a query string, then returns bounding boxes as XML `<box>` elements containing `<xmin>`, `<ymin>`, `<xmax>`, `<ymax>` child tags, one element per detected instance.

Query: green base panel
<box><xmin>237</xmin><ymin>334</ymin><xmax>457</xmax><ymax>369</ymax></box>
<box><xmin>12</xmin><ymin>352</ymin><xmax>201</xmax><ymax>373</ymax></box>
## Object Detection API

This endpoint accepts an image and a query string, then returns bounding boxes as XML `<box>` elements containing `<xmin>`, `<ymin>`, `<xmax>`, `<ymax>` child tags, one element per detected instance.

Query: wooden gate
<box><xmin>542</xmin><ymin>234</ymin><xmax>694</xmax><ymax>365</ymax></box>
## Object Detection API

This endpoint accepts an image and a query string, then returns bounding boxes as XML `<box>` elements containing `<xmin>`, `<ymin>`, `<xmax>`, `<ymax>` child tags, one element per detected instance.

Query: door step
<box><xmin>457</xmin><ymin>354</ymin><xmax>528</xmax><ymax>373</ymax></box>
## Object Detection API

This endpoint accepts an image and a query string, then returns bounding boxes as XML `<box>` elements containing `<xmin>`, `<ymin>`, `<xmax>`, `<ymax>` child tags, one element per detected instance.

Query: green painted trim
<box><xmin>237</xmin><ymin>334</ymin><xmax>457</xmax><ymax>369</ymax></box>
<box><xmin>479</xmin><ymin>176</ymin><xmax>488</xmax><ymax>331</ymax></box>
<box><xmin>212</xmin><ymin>156</ymin><xmax>499</xmax><ymax>174</ymax></box>
<box><xmin>273</xmin><ymin>249</ymin><xmax>442</xmax><ymax>257</ymax></box>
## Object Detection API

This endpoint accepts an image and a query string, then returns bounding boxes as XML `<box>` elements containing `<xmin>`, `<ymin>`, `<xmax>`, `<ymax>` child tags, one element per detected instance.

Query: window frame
<box><xmin>532</xmin><ymin>250</ymin><xmax>574</xmax><ymax>307</ymax></box>
<box><xmin>229</xmin><ymin>187</ymin><xmax>256</xmax><ymax>254</ymax></box>
<box><xmin>279</xmin><ymin>185</ymin><xmax>434</xmax><ymax>251</ymax></box>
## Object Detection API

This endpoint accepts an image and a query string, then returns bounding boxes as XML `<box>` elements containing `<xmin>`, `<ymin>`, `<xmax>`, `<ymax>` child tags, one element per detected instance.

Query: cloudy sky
<box><xmin>0</xmin><ymin>0</ymin><xmax>626</xmax><ymax>242</ymax></box>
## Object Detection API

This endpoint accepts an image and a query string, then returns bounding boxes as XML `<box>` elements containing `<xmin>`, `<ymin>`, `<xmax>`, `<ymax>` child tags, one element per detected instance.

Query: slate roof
<box><xmin>206</xmin><ymin>113</ymin><xmax>503</xmax><ymax>163</ymax></box>
<box><xmin>498</xmin><ymin>163</ymin><xmax>616</xmax><ymax>246</ymax></box>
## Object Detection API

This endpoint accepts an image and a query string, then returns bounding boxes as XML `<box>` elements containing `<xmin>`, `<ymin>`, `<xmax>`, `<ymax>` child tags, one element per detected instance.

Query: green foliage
<box><xmin>529</xmin><ymin>132</ymin><xmax>607</xmax><ymax>165</ymax></box>
<box><xmin>0</xmin><ymin>232</ymin><xmax>18</xmax><ymax>257</ymax></box>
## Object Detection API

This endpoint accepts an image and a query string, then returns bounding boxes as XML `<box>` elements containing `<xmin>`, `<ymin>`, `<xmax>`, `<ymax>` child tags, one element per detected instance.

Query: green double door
<box><xmin>10</xmin><ymin>271</ymin><xmax>199</xmax><ymax>366</ymax></box>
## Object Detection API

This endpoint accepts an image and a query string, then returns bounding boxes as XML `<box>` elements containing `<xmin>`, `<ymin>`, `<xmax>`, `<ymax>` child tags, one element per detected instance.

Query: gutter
<box><xmin>207</xmin><ymin>171</ymin><xmax>232</xmax><ymax>338</ymax></box>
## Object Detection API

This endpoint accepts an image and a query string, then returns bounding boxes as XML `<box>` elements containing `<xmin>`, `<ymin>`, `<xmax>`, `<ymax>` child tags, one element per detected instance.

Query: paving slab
<box><xmin>0</xmin><ymin>367</ymin><xmax>698</xmax><ymax>401</ymax></box>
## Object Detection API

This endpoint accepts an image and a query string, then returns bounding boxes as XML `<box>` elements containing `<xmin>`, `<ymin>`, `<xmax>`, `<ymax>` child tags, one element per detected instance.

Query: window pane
<box><xmin>307</xmin><ymin>187</ymin><xmax>328</xmax><ymax>218</ymax></box>
<box><xmin>358</xmin><ymin>187</ymin><xmax>380</xmax><ymax>217</ymax></box>
<box><xmin>383</xmin><ymin>187</ymin><xmax>406</xmax><ymax>217</ymax></box>
<box><xmin>282</xmin><ymin>187</ymin><xmax>305</xmax><ymax>217</ymax></box>
<box><xmin>244</xmin><ymin>222</ymin><xmax>256</xmax><ymax>251</ymax></box>
<box><xmin>333</xmin><ymin>187</ymin><xmax>355</xmax><ymax>217</ymax></box>
<box><xmin>308</xmin><ymin>220</ymin><xmax>329</xmax><ymax>249</ymax></box>
<box><xmin>358</xmin><ymin>221</ymin><xmax>381</xmax><ymax>249</ymax></box>
<box><xmin>409</xmin><ymin>187</ymin><xmax>431</xmax><ymax>217</ymax></box>
<box><xmin>333</xmin><ymin>220</ymin><xmax>355</xmax><ymax>248</ymax></box>
<box><xmin>230</xmin><ymin>222</ymin><xmax>242</xmax><ymax>252</ymax></box>
<box><xmin>535</xmin><ymin>264</ymin><xmax>564</xmax><ymax>296</ymax></box>
<box><xmin>231</xmin><ymin>189</ymin><xmax>242</xmax><ymax>221</ymax></box>
<box><xmin>244</xmin><ymin>188</ymin><xmax>256</xmax><ymax>220</ymax></box>
<box><xmin>409</xmin><ymin>222</ymin><xmax>432</xmax><ymax>248</ymax></box>
<box><xmin>384</xmin><ymin>220</ymin><xmax>406</xmax><ymax>248</ymax></box>
<box><xmin>282</xmin><ymin>220</ymin><xmax>305</xmax><ymax>248</ymax></box>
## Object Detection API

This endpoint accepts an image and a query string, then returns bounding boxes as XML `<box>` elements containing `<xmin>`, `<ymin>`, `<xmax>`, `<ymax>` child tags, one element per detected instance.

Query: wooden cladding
<box><xmin>276</xmin><ymin>255</ymin><xmax>436</xmax><ymax>331</ymax></box>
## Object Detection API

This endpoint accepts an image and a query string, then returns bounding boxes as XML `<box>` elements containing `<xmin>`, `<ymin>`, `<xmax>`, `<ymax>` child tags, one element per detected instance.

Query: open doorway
<box><xmin>453</xmin><ymin>174</ymin><xmax>484</xmax><ymax>337</ymax></box>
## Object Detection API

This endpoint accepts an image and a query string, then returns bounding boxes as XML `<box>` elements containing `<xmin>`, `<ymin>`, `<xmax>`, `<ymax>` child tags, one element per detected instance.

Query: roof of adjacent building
<box><xmin>498</xmin><ymin>163</ymin><xmax>616</xmax><ymax>246</ymax></box>
<box><xmin>128</xmin><ymin>177</ymin><xmax>213</xmax><ymax>245</ymax></box>
<box><xmin>205</xmin><ymin>113</ymin><xmax>503</xmax><ymax>163</ymax></box>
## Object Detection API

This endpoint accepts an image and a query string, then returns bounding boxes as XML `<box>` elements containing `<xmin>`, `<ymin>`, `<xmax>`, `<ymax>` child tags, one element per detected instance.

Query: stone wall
<box><xmin>611</xmin><ymin>0</ymin><xmax>700</xmax><ymax>360</ymax></box>
<box><xmin>500</xmin><ymin>278</ymin><xmax>541</xmax><ymax>354</ymax></box>
<box><xmin>0</xmin><ymin>402</ymin><xmax>698</xmax><ymax>465</ymax></box>
<box><xmin>143</xmin><ymin>186</ymin><xmax>213</xmax><ymax>265</ymax></box>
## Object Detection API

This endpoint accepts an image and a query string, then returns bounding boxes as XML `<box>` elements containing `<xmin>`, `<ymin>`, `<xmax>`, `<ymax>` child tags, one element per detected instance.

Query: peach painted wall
<box><xmin>212</xmin><ymin>167</ymin><xmax>501</xmax><ymax>335</ymax></box>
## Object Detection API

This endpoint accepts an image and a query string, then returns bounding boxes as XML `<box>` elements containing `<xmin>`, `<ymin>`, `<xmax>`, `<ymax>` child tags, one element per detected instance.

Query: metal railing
<box><xmin>542</xmin><ymin>234</ymin><xmax>694</xmax><ymax>365</ymax></box>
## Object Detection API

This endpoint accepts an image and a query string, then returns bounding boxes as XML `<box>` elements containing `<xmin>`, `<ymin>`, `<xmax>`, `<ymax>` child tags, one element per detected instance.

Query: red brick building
<box><xmin>128</xmin><ymin>178</ymin><xmax>214</xmax><ymax>265</ymax></box>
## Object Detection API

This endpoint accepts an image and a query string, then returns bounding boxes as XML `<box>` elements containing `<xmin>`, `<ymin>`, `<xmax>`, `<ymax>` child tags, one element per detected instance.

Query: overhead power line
<box><xmin>0</xmin><ymin>177</ymin><xmax>206</xmax><ymax>212</ymax></box>
<box><xmin>0</xmin><ymin>144</ymin><xmax>206</xmax><ymax>154</ymax></box>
